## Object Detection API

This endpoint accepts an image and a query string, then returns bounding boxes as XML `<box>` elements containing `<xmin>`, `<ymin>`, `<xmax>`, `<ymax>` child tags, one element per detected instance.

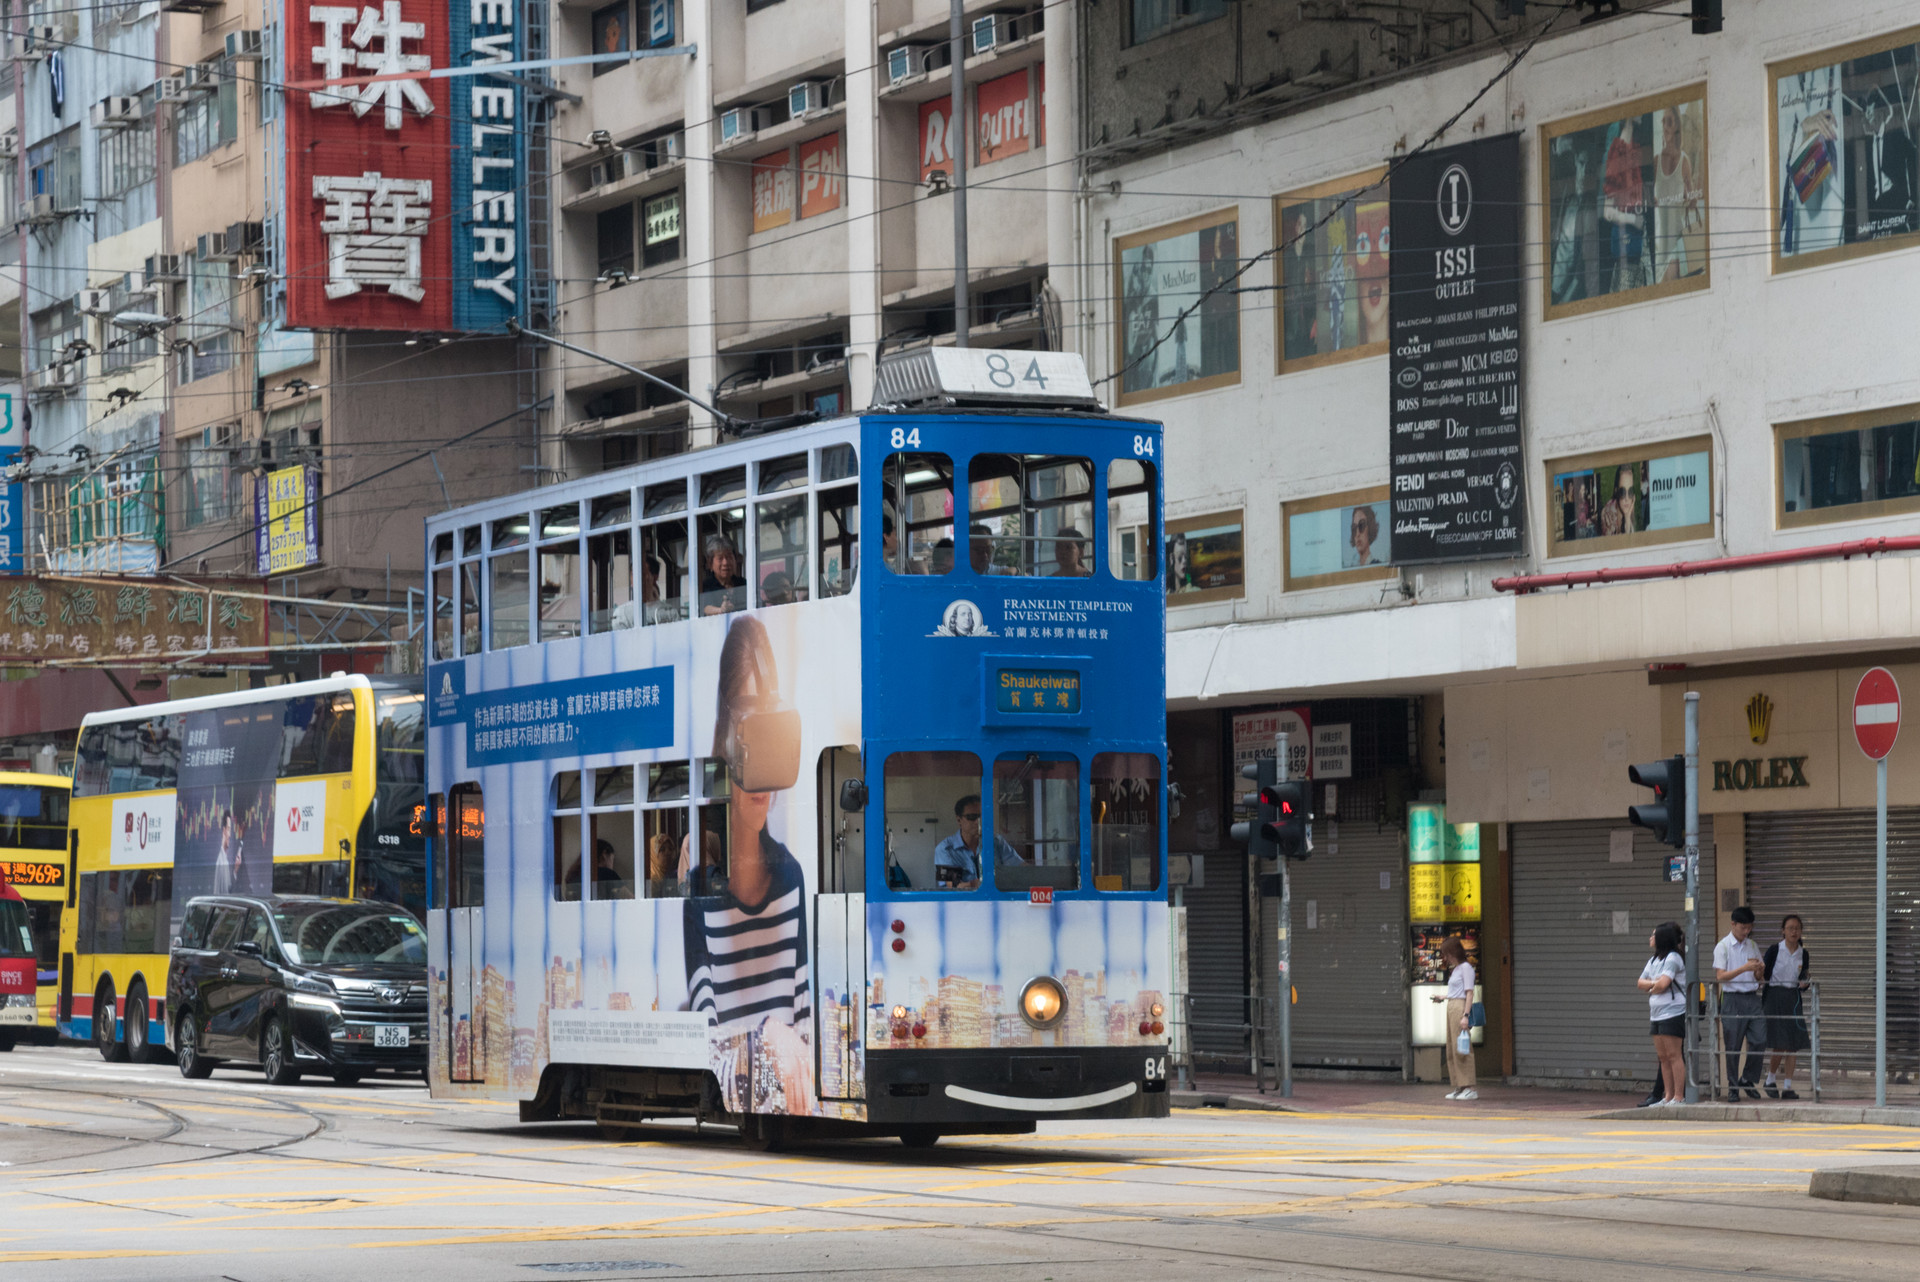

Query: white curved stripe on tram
<box><xmin>942</xmin><ymin>1081</ymin><xmax>1140</xmax><ymax>1112</ymax></box>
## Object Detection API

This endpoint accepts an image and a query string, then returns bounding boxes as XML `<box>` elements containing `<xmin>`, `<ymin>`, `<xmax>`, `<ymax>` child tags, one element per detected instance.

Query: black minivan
<box><xmin>167</xmin><ymin>895</ymin><xmax>429</xmax><ymax>1084</ymax></box>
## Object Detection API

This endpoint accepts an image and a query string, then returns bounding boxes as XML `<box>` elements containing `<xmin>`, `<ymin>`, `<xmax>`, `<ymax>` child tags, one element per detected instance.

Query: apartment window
<box><xmin>98</xmin><ymin>95</ymin><xmax>157</xmax><ymax>198</ymax></box>
<box><xmin>32</xmin><ymin>299</ymin><xmax>80</xmax><ymax>369</ymax></box>
<box><xmin>1778</xmin><ymin>408</ymin><xmax>1920</xmax><ymax>529</ymax></box>
<box><xmin>1131</xmin><ymin>0</ymin><xmax>1228</xmax><ymax>44</ymax></box>
<box><xmin>180</xmin><ymin>427</ymin><xmax>240</xmax><ymax>530</ymax></box>
<box><xmin>643</xmin><ymin>191</ymin><xmax>681</xmax><ymax>266</ymax></box>
<box><xmin>27</xmin><ymin>128</ymin><xmax>81</xmax><ymax>212</ymax></box>
<box><xmin>102</xmin><ymin>280</ymin><xmax>160</xmax><ymax>371</ymax></box>
<box><xmin>174</xmin><ymin>60</ymin><xmax>240</xmax><ymax>165</ymax></box>
<box><xmin>182</xmin><ymin>255</ymin><xmax>235</xmax><ymax>381</ymax></box>
<box><xmin>590</xmin><ymin>2</ymin><xmax>628</xmax><ymax>75</ymax></box>
<box><xmin>596</xmin><ymin>204</ymin><xmax>634</xmax><ymax>276</ymax></box>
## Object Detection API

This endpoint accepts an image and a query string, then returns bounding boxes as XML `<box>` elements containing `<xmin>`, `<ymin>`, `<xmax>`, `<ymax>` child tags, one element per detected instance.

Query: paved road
<box><xmin>5</xmin><ymin>1042</ymin><xmax>1920</xmax><ymax>1281</ymax></box>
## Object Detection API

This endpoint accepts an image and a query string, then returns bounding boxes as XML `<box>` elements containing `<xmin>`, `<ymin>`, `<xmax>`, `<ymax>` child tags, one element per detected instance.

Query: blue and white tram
<box><xmin>422</xmin><ymin>350</ymin><xmax>1169</xmax><ymax>1145</ymax></box>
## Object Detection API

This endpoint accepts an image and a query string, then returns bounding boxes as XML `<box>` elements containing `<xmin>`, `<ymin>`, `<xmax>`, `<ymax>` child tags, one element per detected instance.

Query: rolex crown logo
<box><xmin>1746</xmin><ymin>693</ymin><xmax>1773</xmax><ymax>745</ymax></box>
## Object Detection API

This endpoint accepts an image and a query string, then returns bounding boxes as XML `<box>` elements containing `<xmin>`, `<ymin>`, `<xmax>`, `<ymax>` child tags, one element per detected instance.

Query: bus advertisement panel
<box><xmin>0</xmin><ymin>774</ymin><xmax>70</xmax><ymax>1027</ymax></box>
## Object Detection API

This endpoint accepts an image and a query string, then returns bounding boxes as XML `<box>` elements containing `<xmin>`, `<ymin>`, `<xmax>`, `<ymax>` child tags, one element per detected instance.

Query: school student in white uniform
<box><xmin>1638</xmin><ymin>921</ymin><xmax>1689</xmax><ymax>1105</ymax></box>
<box><xmin>1713</xmin><ymin>905</ymin><xmax>1766</xmax><ymax>1102</ymax></box>
<box><xmin>1762</xmin><ymin>914</ymin><xmax>1811</xmax><ymax>1100</ymax></box>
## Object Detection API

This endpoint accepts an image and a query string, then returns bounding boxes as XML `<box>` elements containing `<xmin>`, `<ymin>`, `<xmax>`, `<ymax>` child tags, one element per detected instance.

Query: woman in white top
<box><xmin>1638</xmin><ymin>921</ymin><xmax>1688</xmax><ymax>1105</ymax></box>
<box><xmin>1430</xmin><ymin>936</ymin><xmax>1477</xmax><ymax>1101</ymax></box>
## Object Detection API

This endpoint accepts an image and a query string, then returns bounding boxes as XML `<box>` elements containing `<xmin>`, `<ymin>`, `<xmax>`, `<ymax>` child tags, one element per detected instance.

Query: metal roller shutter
<box><xmin>1745</xmin><ymin>809</ymin><xmax>1920</xmax><ymax>1078</ymax></box>
<box><xmin>1512</xmin><ymin>819</ymin><xmax>1715</xmax><ymax>1084</ymax></box>
<box><xmin>1262</xmin><ymin>823</ymin><xmax>1407</xmax><ymax>1068</ymax></box>
<box><xmin>1183</xmin><ymin>850</ymin><xmax>1250</xmax><ymax>1061</ymax></box>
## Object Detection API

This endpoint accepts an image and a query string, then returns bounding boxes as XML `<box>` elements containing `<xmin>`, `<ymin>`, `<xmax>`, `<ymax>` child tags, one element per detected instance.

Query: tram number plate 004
<box><xmin>374</xmin><ymin>1025</ymin><xmax>410</xmax><ymax>1048</ymax></box>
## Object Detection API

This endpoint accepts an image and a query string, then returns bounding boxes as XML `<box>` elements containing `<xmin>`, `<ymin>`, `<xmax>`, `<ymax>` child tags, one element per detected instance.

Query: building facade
<box><xmin>1085</xmin><ymin>0</ymin><xmax>1920</xmax><ymax>1090</ymax></box>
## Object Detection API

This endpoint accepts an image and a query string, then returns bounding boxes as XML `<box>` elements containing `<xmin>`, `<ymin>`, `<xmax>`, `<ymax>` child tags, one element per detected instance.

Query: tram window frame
<box><xmin>643</xmin><ymin>760</ymin><xmax>693</xmax><ymax>898</ymax></box>
<box><xmin>755</xmin><ymin>458</ymin><xmax>810</xmax><ymax>609</ymax></box>
<box><xmin>991</xmin><ymin>752</ymin><xmax>1082</xmax><ymax>892</ymax></box>
<box><xmin>883</xmin><ymin>750</ymin><xmax>985</xmax><ymax>893</ymax></box>
<box><xmin>1091</xmin><ymin>752</ymin><xmax>1161</xmax><ymax>892</ymax></box>
<box><xmin>696</xmin><ymin>508</ymin><xmax>748</xmax><ymax>617</ymax></box>
<box><xmin>1106</xmin><ymin>459</ymin><xmax>1158</xmax><ymax>582</ymax></box>
<box><xmin>447</xmin><ymin>783</ymin><xmax>485</xmax><ymax>908</ymax></box>
<box><xmin>538</xmin><ymin>502</ymin><xmax>584</xmax><ymax>643</ymax></box>
<box><xmin>969</xmin><ymin>454</ymin><xmax>1096</xmax><ymax>578</ymax></box>
<box><xmin>882</xmin><ymin>452</ymin><xmax>954</xmax><ymax>576</ymax></box>
<box><xmin>640</xmin><ymin>478</ymin><xmax>692</xmax><ymax>624</ymax></box>
<box><xmin>459</xmin><ymin>561</ymin><xmax>483</xmax><ymax>656</ymax></box>
<box><xmin>432</xmin><ymin>564</ymin><xmax>455</xmax><ymax>659</ymax></box>
<box><xmin>487</xmin><ymin>514</ymin><xmax>532</xmax><ymax>651</ymax></box>
<box><xmin>817</xmin><ymin>480</ymin><xmax>858</xmax><ymax>599</ymax></box>
<box><xmin>588</xmin><ymin>524</ymin><xmax>636</xmax><ymax>633</ymax></box>
<box><xmin>818</xmin><ymin>747</ymin><xmax>865</xmax><ymax>894</ymax></box>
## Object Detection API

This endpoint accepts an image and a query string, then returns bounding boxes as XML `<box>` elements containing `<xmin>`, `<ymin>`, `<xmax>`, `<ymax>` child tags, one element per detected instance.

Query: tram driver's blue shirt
<box><xmin>933</xmin><ymin>831</ymin><xmax>1027</xmax><ymax>883</ymax></box>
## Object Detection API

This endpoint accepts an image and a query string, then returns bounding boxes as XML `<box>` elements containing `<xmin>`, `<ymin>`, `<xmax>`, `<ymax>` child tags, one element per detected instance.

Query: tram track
<box><xmin>1</xmin><ymin>1077</ymin><xmax>330</xmax><ymax>1172</ymax></box>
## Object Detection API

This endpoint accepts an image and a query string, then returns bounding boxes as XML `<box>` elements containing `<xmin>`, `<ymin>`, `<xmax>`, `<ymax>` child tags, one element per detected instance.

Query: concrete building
<box><xmin>1082</xmin><ymin>0</ymin><xmax>1920</xmax><ymax>1092</ymax></box>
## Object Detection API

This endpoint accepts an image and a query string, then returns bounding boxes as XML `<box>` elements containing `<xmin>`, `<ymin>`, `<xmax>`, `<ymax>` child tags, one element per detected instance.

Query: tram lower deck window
<box><xmin>1092</xmin><ymin>752</ymin><xmax>1160</xmax><ymax>891</ymax></box>
<box><xmin>884</xmin><ymin>751</ymin><xmax>983</xmax><ymax>891</ymax></box>
<box><xmin>993</xmin><ymin>753</ymin><xmax>1080</xmax><ymax>892</ymax></box>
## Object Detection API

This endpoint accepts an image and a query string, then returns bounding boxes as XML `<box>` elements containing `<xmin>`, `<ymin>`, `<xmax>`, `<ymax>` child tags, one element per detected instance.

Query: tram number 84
<box><xmin>1144</xmin><ymin>1056</ymin><xmax>1168</xmax><ymax>1081</ymax></box>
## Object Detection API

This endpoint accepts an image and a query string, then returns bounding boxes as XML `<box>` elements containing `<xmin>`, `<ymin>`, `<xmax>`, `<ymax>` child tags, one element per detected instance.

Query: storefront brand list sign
<box><xmin>1388</xmin><ymin>134</ymin><xmax>1527</xmax><ymax>563</ymax></box>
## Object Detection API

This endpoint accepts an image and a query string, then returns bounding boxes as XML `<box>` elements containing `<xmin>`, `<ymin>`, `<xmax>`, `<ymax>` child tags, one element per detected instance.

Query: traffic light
<box><xmin>1628</xmin><ymin>754</ymin><xmax>1687</xmax><ymax>849</ymax></box>
<box><xmin>1230</xmin><ymin>758</ymin><xmax>1314</xmax><ymax>861</ymax></box>
<box><xmin>1691</xmin><ymin>0</ymin><xmax>1722</xmax><ymax>35</ymax></box>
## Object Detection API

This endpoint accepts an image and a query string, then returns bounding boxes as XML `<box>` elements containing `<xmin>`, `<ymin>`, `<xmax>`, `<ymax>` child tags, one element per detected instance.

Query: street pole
<box><xmin>1878</xmin><ymin>751</ymin><xmax>1889</xmax><ymax>1109</ymax></box>
<box><xmin>949</xmin><ymin>0</ymin><xmax>969</xmax><ymax>347</ymax></box>
<box><xmin>1684</xmin><ymin>691</ymin><xmax>1700</xmax><ymax>1104</ymax></box>
<box><xmin>1275</xmin><ymin>730</ymin><xmax>1293</xmax><ymax>1099</ymax></box>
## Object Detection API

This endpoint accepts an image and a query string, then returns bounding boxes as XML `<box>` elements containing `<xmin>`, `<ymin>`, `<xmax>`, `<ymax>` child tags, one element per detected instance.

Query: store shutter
<box><xmin>1261</xmin><ymin>822</ymin><xmax>1407</xmax><ymax>1069</ymax></box>
<box><xmin>1745</xmin><ymin>808</ymin><xmax>1920</xmax><ymax>1079</ymax></box>
<box><xmin>1182</xmin><ymin>850</ymin><xmax>1250</xmax><ymax>1062</ymax></box>
<box><xmin>1511</xmin><ymin>819</ymin><xmax>1715</xmax><ymax>1084</ymax></box>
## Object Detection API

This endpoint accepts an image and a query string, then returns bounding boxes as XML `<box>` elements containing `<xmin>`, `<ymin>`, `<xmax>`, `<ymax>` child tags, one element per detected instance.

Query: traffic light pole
<box><xmin>1684</xmin><ymin>691</ymin><xmax>1701</xmax><ymax>1105</ymax></box>
<box><xmin>1275</xmin><ymin>731</ymin><xmax>1293</xmax><ymax>1100</ymax></box>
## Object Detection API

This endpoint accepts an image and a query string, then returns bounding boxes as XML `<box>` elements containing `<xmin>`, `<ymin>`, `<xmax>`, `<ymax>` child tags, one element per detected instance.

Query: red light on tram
<box><xmin>1138</xmin><ymin>1019</ymin><xmax>1152</xmax><ymax>1036</ymax></box>
<box><xmin>891</xmin><ymin>937</ymin><xmax>906</xmax><ymax>953</ymax></box>
<box><xmin>890</xmin><ymin>919</ymin><xmax>905</xmax><ymax>933</ymax></box>
<box><xmin>911</xmin><ymin>1022</ymin><xmax>927</xmax><ymax>1039</ymax></box>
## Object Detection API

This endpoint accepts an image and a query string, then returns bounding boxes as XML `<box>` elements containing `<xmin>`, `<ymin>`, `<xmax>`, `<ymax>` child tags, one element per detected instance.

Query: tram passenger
<box><xmin>932</xmin><ymin>795</ymin><xmax>1026</xmax><ymax>891</ymax></box>
<box><xmin>928</xmin><ymin>538</ymin><xmax>955</xmax><ymax>576</ymax></box>
<box><xmin>969</xmin><ymin>523</ymin><xmax>1000</xmax><ymax>574</ymax></box>
<box><xmin>683</xmin><ymin>615</ymin><xmax>813</xmax><ymax>1109</ymax></box>
<box><xmin>1052</xmin><ymin>528</ymin><xmax>1091</xmax><ymax>577</ymax></box>
<box><xmin>699</xmin><ymin>534</ymin><xmax>748</xmax><ymax>616</ymax></box>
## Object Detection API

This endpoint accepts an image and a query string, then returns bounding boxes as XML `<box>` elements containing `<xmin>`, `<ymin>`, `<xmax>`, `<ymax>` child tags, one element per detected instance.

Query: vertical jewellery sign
<box><xmin>1388</xmin><ymin>134</ymin><xmax>1527</xmax><ymax>563</ymax></box>
<box><xmin>450</xmin><ymin>0</ymin><xmax>525</xmax><ymax>330</ymax></box>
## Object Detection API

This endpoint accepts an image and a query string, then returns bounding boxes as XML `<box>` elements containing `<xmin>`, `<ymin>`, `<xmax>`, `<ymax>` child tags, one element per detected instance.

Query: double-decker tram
<box><xmin>422</xmin><ymin>350</ymin><xmax>1169</xmax><ymax>1145</ymax></box>
<box><xmin>0</xmin><ymin>773</ymin><xmax>71</xmax><ymax>1030</ymax></box>
<box><xmin>59</xmin><ymin>675</ymin><xmax>426</xmax><ymax>1059</ymax></box>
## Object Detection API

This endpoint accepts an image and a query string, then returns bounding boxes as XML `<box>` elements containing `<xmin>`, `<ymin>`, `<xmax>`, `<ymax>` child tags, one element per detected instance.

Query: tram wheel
<box><xmin>596</xmin><ymin>1118</ymin><xmax>644</xmax><ymax>1142</ymax></box>
<box><xmin>94</xmin><ymin>980</ymin><xmax>127</xmax><ymax>1063</ymax></box>
<box><xmin>738</xmin><ymin>1115</ymin><xmax>787</xmax><ymax>1153</ymax></box>
<box><xmin>897</xmin><ymin>1126</ymin><xmax>941</xmax><ymax>1150</ymax></box>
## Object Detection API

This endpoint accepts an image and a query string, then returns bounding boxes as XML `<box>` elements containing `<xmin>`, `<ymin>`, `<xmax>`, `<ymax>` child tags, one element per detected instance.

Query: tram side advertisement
<box><xmin>1388</xmin><ymin>133</ymin><xmax>1527</xmax><ymax>563</ymax></box>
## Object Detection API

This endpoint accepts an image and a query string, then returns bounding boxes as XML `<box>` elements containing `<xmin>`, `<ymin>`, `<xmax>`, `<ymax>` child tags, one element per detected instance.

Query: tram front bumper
<box><xmin>862</xmin><ymin>1045</ymin><xmax>1171</xmax><ymax>1127</ymax></box>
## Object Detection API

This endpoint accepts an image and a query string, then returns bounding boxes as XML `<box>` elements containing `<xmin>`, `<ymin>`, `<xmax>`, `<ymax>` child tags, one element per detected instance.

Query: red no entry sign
<box><xmin>1854</xmin><ymin>667</ymin><xmax>1902</xmax><ymax>760</ymax></box>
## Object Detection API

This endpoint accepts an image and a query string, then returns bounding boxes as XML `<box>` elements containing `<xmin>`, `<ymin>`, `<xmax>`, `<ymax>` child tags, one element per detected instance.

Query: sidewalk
<box><xmin>1174</xmin><ymin>1071</ymin><xmax>1920</xmax><ymax>1124</ymax></box>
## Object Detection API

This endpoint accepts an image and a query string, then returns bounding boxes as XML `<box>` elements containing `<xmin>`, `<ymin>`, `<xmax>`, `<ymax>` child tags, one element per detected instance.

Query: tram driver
<box><xmin>933</xmin><ymin>794</ymin><xmax>1027</xmax><ymax>890</ymax></box>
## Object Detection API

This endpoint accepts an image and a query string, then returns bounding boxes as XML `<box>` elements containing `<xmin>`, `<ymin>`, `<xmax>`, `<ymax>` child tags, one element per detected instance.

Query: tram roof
<box><xmin>78</xmin><ymin>673</ymin><xmax>420</xmax><ymax>728</ymax></box>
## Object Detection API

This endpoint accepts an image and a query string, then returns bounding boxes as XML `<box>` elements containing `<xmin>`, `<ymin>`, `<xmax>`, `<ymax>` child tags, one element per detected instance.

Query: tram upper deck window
<box><xmin>883</xmin><ymin>453</ymin><xmax>953</xmax><ymax>576</ymax></box>
<box><xmin>969</xmin><ymin>455</ymin><xmax>1095</xmax><ymax>577</ymax></box>
<box><xmin>992</xmin><ymin>753</ymin><xmax>1081</xmax><ymax>892</ymax></box>
<box><xmin>697</xmin><ymin>468</ymin><xmax>748</xmax><ymax>616</ymax></box>
<box><xmin>884</xmin><ymin>751</ymin><xmax>984</xmax><ymax>891</ymax></box>
<box><xmin>641</xmin><ymin>480</ymin><xmax>690</xmax><ymax>624</ymax></box>
<box><xmin>588</xmin><ymin>519</ymin><xmax>635</xmax><ymax>634</ymax></box>
<box><xmin>489</xmin><ymin>515</ymin><xmax>531</xmax><ymax>650</ymax></box>
<box><xmin>431</xmin><ymin>534</ymin><xmax>455</xmax><ymax>661</ymax></box>
<box><xmin>459</xmin><ymin>560</ymin><xmax>482</xmax><ymax>656</ymax></box>
<box><xmin>1092</xmin><ymin>753</ymin><xmax>1160</xmax><ymax>891</ymax></box>
<box><xmin>818</xmin><ymin>479</ymin><xmax>858</xmax><ymax>598</ymax></box>
<box><xmin>1107</xmin><ymin>460</ymin><xmax>1158</xmax><ymax>582</ymax></box>
<box><xmin>539</xmin><ymin>504</ymin><xmax>583</xmax><ymax>643</ymax></box>
<box><xmin>756</xmin><ymin>454</ymin><xmax>809</xmax><ymax>608</ymax></box>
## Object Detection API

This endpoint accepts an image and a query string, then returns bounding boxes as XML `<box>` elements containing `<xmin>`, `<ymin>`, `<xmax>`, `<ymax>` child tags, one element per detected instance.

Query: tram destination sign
<box><xmin>428</xmin><ymin>662</ymin><xmax>675</xmax><ymax>766</ymax></box>
<box><xmin>1388</xmin><ymin>133</ymin><xmax>1527</xmax><ymax>563</ymax></box>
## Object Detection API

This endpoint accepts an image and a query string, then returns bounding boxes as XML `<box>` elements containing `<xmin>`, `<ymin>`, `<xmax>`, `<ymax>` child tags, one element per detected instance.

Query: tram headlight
<box><xmin>1018</xmin><ymin>976</ymin><xmax>1067</xmax><ymax>1030</ymax></box>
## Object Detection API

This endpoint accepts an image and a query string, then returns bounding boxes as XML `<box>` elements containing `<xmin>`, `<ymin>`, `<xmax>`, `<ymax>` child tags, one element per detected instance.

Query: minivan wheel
<box><xmin>262</xmin><ymin>1016</ymin><xmax>300</xmax><ymax>1085</ymax></box>
<box><xmin>94</xmin><ymin>980</ymin><xmax>127</xmax><ymax>1063</ymax></box>
<box><xmin>176</xmin><ymin>1012</ymin><xmax>215</xmax><ymax>1079</ymax></box>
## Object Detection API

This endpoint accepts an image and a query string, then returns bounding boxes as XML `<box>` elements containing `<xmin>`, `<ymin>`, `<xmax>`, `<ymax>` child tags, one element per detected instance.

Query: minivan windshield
<box><xmin>270</xmin><ymin>901</ymin><xmax>426</xmax><ymax>966</ymax></box>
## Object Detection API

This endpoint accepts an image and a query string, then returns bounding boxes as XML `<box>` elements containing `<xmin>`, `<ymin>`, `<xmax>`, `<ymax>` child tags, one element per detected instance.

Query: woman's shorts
<box><xmin>1763</xmin><ymin>986</ymin><xmax>1811</xmax><ymax>1052</ymax></box>
<box><xmin>1650</xmin><ymin>1015</ymin><xmax>1686</xmax><ymax>1038</ymax></box>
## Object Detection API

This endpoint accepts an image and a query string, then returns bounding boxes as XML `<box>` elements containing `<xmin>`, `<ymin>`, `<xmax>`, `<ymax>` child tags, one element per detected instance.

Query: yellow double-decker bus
<box><xmin>0</xmin><ymin>773</ymin><xmax>72</xmax><ymax>1031</ymax></box>
<box><xmin>60</xmin><ymin>675</ymin><xmax>424</xmax><ymax>1061</ymax></box>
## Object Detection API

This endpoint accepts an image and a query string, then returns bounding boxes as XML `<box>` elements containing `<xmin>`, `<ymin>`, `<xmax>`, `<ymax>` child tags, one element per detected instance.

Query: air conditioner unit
<box><xmin>719</xmin><ymin>106</ymin><xmax>765</xmax><ymax>146</ymax></box>
<box><xmin>155</xmin><ymin>76</ymin><xmax>187</xmax><ymax>103</ymax></box>
<box><xmin>28</xmin><ymin>363</ymin><xmax>78</xmax><ymax>398</ymax></box>
<box><xmin>15</xmin><ymin>33</ymin><xmax>46</xmax><ymax>62</ymax></box>
<box><xmin>144</xmin><ymin>254</ymin><xmax>185</xmax><ymax>283</ymax></box>
<box><xmin>0</xmin><ymin>131</ymin><xmax>16</xmax><ymax>162</ymax></box>
<box><xmin>971</xmin><ymin>11</ymin><xmax>1029</xmax><ymax>55</ymax></box>
<box><xmin>27</xmin><ymin>24</ymin><xmax>57</xmax><ymax>50</ymax></box>
<box><xmin>587</xmin><ymin>159</ymin><xmax>620</xmax><ymax>189</ymax></box>
<box><xmin>197</xmin><ymin>230</ymin><xmax>234</xmax><ymax>262</ymax></box>
<box><xmin>23</xmin><ymin>193</ymin><xmax>57</xmax><ymax>225</ymax></box>
<box><xmin>225</xmin><ymin>220</ymin><xmax>264</xmax><ymax>255</ymax></box>
<box><xmin>224</xmin><ymin>28</ymin><xmax>264</xmax><ymax>61</ymax></box>
<box><xmin>90</xmin><ymin>95</ymin><xmax>142</xmax><ymax>130</ymax></box>
<box><xmin>182</xmin><ymin>64</ymin><xmax>218</xmax><ymax>96</ymax></box>
<box><xmin>787</xmin><ymin>80</ymin><xmax>828</xmax><ymax>120</ymax></box>
<box><xmin>78</xmin><ymin>289</ymin><xmax>114</xmax><ymax>316</ymax></box>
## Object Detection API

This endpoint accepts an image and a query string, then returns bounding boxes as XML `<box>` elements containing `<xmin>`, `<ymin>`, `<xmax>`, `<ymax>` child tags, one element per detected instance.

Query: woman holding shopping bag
<box><xmin>1429</xmin><ymin>936</ymin><xmax>1477</xmax><ymax>1101</ymax></box>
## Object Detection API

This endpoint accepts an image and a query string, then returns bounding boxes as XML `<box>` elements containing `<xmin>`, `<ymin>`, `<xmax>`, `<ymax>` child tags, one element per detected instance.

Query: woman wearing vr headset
<box><xmin>683</xmin><ymin>614</ymin><xmax>814</xmax><ymax>1112</ymax></box>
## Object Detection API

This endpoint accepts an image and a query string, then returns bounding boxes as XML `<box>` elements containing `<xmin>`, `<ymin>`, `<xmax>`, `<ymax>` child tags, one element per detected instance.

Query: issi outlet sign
<box><xmin>283</xmin><ymin>0</ymin><xmax>526</xmax><ymax>332</ymax></box>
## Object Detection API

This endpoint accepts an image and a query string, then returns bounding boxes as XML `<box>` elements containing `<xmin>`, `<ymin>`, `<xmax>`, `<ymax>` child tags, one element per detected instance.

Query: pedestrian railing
<box><xmin>1169</xmin><ymin>990</ymin><xmax>1284</xmax><ymax>1090</ymax></box>
<box><xmin>1695</xmin><ymin>981</ymin><xmax>1820</xmax><ymax>1103</ymax></box>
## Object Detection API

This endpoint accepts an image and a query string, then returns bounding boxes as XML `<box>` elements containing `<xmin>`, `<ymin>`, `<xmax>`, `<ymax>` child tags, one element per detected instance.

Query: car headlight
<box><xmin>1018</xmin><ymin>976</ymin><xmax>1067</xmax><ymax>1030</ymax></box>
<box><xmin>289</xmin><ymin>975</ymin><xmax>341</xmax><ymax>1013</ymax></box>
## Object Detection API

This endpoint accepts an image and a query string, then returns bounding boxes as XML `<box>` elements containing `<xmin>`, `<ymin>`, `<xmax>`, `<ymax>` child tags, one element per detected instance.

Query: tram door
<box><xmin>445</xmin><ymin>784</ymin><xmax>485</xmax><ymax>1083</ymax></box>
<box><xmin>816</xmin><ymin>748</ymin><xmax>866</xmax><ymax>1100</ymax></box>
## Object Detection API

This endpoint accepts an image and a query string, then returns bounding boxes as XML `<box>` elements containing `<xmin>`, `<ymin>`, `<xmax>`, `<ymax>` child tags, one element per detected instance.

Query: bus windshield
<box><xmin>0</xmin><ymin>785</ymin><xmax>68</xmax><ymax>851</ymax></box>
<box><xmin>0</xmin><ymin>897</ymin><xmax>32</xmax><ymax>959</ymax></box>
<box><xmin>358</xmin><ymin>687</ymin><xmax>426</xmax><ymax>917</ymax></box>
<box><xmin>271</xmin><ymin>901</ymin><xmax>426</xmax><ymax>966</ymax></box>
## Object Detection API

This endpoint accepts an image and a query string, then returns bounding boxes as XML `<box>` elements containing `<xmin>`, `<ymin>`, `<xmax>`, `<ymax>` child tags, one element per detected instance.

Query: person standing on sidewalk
<box><xmin>1639</xmin><ymin>922</ymin><xmax>1688</xmax><ymax>1105</ymax></box>
<box><xmin>1714</xmin><ymin>905</ymin><xmax>1767</xmax><ymax>1102</ymax></box>
<box><xmin>1431</xmin><ymin>936</ymin><xmax>1477</xmax><ymax>1101</ymax></box>
<box><xmin>1762</xmin><ymin>914</ymin><xmax>1812</xmax><ymax>1099</ymax></box>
